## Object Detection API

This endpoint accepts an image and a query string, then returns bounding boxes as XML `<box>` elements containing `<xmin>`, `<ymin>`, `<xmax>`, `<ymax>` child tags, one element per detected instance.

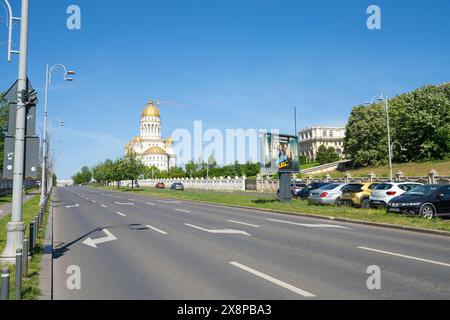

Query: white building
<box><xmin>299</xmin><ymin>126</ymin><xmax>346</xmax><ymax>160</ymax></box>
<box><xmin>125</xmin><ymin>100</ymin><xmax>177</xmax><ymax>171</ymax></box>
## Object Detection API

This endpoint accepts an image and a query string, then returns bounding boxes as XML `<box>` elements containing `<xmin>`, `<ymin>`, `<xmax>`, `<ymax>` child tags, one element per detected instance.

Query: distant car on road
<box><xmin>387</xmin><ymin>184</ymin><xmax>450</xmax><ymax>219</ymax></box>
<box><xmin>339</xmin><ymin>183</ymin><xmax>379</xmax><ymax>208</ymax></box>
<box><xmin>297</xmin><ymin>182</ymin><xmax>331</xmax><ymax>200</ymax></box>
<box><xmin>127</xmin><ymin>181</ymin><xmax>140</xmax><ymax>188</ymax></box>
<box><xmin>170</xmin><ymin>183</ymin><xmax>185</xmax><ymax>191</ymax></box>
<box><xmin>308</xmin><ymin>183</ymin><xmax>348</xmax><ymax>206</ymax></box>
<box><xmin>155</xmin><ymin>182</ymin><xmax>165</xmax><ymax>189</ymax></box>
<box><xmin>370</xmin><ymin>182</ymin><xmax>423</xmax><ymax>209</ymax></box>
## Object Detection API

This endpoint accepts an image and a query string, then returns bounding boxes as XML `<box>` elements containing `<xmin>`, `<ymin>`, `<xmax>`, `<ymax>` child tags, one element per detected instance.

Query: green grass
<box><xmin>314</xmin><ymin>160</ymin><xmax>450</xmax><ymax>178</ymax></box>
<box><xmin>300</xmin><ymin>162</ymin><xmax>321</xmax><ymax>170</ymax></box>
<box><xmin>96</xmin><ymin>186</ymin><xmax>450</xmax><ymax>233</ymax></box>
<box><xmin>0</xmin><ymin>194</ymin><xmax>50</xmax><ymax>300</ymax></box>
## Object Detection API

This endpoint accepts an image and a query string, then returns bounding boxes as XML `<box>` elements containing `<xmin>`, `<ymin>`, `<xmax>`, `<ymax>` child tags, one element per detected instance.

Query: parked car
<box><xmin>127</xmin><ymin>181</ymin><xmax>140</xmax><ymax>188</ymax></box>
<box><xmin>276</xmin><ymin>182</ymin><xmax>308</xmax><ymax>198</ymax></box>
<box><xmin>339</xmin><ymin>183</ymin><xmax>379</xmax><ymax>208</ymax></box>
<box><xmin>308</xmin><ymin>183</ymin><xmax>348</xmax><ymax>206</ymax></box>
<box><xmin>170</xmin><ymin>183</ymin><xmax>185</xmax><ymax>191</ymax></box>
<box><xmin>297</xmin><ymin>182</ymin><xmax>331</xmax><ymax>200</ymax></box>
<box><xmin>387</xmin><ymin>184</ymin><xmax>450</xmax><ymax>219</ymax></box>
<box><xmin>155</xmin><ymin>182</ymin><xmax>165</xmax><ymax>189</ymax></box>
<box><xmin>370</xmin><ymin>182</ymin><xmax>423</xmax><ymax>208</ymax></box>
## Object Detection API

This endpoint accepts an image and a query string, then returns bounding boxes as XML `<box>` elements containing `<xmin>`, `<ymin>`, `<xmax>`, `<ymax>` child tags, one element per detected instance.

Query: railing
<box><xmin>0</xmin><ymin>179</ymin><xmax>37</xmax><ymax>197</ymax></box>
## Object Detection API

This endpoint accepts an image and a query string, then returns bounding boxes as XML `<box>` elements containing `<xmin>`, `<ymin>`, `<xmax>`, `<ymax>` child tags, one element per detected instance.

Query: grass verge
<box><xmin>0</xmin><ymin>194</ymin><xmax>50</xmax><ymax>300</ymax></box>
<box><xmin>97</xmin><ymin>186</ymin><xmax>450</xmax><ymax>233</ymax></box>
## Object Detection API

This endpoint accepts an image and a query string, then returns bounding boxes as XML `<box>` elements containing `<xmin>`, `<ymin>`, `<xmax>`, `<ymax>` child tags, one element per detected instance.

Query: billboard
<box><xmin>260</xmin><ymin>133</ymin><xmax>300</xmax><ymax>174</ymax></box>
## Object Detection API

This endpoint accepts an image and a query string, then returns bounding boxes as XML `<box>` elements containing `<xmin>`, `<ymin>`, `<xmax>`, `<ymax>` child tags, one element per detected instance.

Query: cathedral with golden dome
<box><xmin>125</xmin><ymin>100</ymin><xmax>177</xmax><ymax>171</ymax></box>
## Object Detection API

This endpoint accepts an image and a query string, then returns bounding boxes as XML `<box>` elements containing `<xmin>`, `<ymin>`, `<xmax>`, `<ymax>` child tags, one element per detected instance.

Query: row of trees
<box><xmin>74</xmin><ymin>153</ymin><xmax>261</xmax><ymax>187</ymax></box>
<box><xmin>344</xmin><ymin>84</ymin><xmax>450</xmax><ymax>168</ymax></box>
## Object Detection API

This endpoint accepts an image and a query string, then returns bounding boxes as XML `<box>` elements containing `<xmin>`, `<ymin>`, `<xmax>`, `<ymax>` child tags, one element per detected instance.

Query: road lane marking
<box><xmin>101</xmin><ymin>204</ymin><xmax>108</xmax><ymax>208</ymax></box>
<box><xmin>266</xmin><ymin>218</ymin><xmax>350</xmax><ymax>230</ymax></box>
<box><xmin>65</xmin><ymin>203</ymin><xmax>79</xmax><ymax>208</ymax></box>
<box><xmin>146</xmin><ymin>225</ymin><xmax>168</xmax><ymax>235</ymax></box>
<box><xmin>92</xmin><ymin>200</ymin><xmax>97</xmax><ymax>203</ymax></box>
<box><xmin>116</xmin><ymin>211</ymin><xmax>127</xmax><ymax>217</ymax></box>
<box><xmin>227</xmin><ymin>220</ymin><xmax>259</xmax><ymax>228</ymax></box>
<box><xmin>82</xmin><ymin>229</ymin><xmax>117</xmax><ymax>248</ymax></box>
<box><xmin>358</xmin><ymin>247</ymin><xmax>450</xmax><ymax>267</ymax></box>
<box><xmin>159</xmin><ymin>200</ymin><xmax>181</xmax><ymax>204</ymax></box>
<box><xmin>185</xmin><ymin>224</ymin><xmax>251</xmax><ymax>236</ymax></box>
<box><xmin>229</xmin><ymin>262</ymin><xmax>316</xmax><ymax>298</ymax></box>
<box><xmin>128</xmin><ymin>199</ymin><xmax>135</xmax><ymax>201</ymax></box>
<box><xmin>114</xmin><ymin>202</ymin><xmax>135</xmax><ymax>206</ymax></box>
<box><xmin>146</xmin><ymin>202</ymin><xmax>155</xmax><ymax>206</ymax></box>
<box><xmin>175</xmin><ymin>209</ymin><xmax>191</xmax><ymax>213</ymax></box>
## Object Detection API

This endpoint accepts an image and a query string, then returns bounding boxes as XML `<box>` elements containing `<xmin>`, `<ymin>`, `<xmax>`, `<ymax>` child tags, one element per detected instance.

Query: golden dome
<box><xmin>144</xmin><ymin>146</ymin><xmax>167</xmax><ymax>155</ymax></box>
<box><xmin>166</xmin><ymin>137</ymin><xmax>173</xmax><ymax>143</ymax></box>
<box><xmin>141</xmin><ymin>99</ymin><xmax>161</xmax><ymax>118</ymax></box>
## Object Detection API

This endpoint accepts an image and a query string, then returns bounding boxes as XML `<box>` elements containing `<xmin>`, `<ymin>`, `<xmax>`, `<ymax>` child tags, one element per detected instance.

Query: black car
<box><xmin>387</xmin><ymin>184</ymin><xmax>450</xmax><ymax>219</ymax></box>
<box><xmin>298</xmin><ymin>182</ymin><xmax>331</xmax><ymax>200</ymax></box>
<box><xmin>170</xmin><ymin>183</ymin><xmax>185</xmax><ymax>191</ymax></box>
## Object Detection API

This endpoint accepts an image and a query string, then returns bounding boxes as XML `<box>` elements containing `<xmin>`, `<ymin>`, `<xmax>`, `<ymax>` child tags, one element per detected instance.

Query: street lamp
<box><xmin>40</xmin><ymin>64</ymin><xmax>75</xmax><ymax>208</ymax></box>
<box><xmin>365</xmin><ymin>94</ymin><xmax>393</xmax><ymax>181</ymax></box>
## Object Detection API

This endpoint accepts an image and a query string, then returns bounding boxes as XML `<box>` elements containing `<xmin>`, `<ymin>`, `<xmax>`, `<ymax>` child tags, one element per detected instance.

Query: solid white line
<box><xmin>146</xmin><ymin>225</ymin><xmax>168</xmax><ymax>235</ymax></box>
<box><xmin>230</xmin><ymin>262</ymin><xmax>316</xmax><ymax>298</ymax></box>
<box><xmin>266</xmin><ymin>218</ymin><xmax>350</xmax><ymax>229</ymax></box>
<box><xmin>175</xmin><ymin>209</ymin><xmax>191</xmax><ymax>213</ymax></box>
<box><xmin>159</xmin><ymin>200</ymin><xmax>181</xmax><ymax>204</ymax></box>
<box><xmin>116</xmin><ymin>211</ymin><xmax>126</xmax><ymax>217</ymax></box>
<box><xmin>227</xmin><ymin>220</ymin><xmax>259</xmax><ymax>228</ymax></box>
<box><xmin>358</xmin><ymin>247</ymin><xmax>450</xmax><ymax>267</ymax></box>
<box><xmin>146</xmin><ymin>202</ymin><xmax>155</xmax><ymax>206</ymax></box>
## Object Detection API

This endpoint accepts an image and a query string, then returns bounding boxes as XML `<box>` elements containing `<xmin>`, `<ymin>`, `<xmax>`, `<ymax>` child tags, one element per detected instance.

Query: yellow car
<box><xmin>339</xmin><ymin>183</ymin><xmax>379</xmax><ymax>208</ymax></box>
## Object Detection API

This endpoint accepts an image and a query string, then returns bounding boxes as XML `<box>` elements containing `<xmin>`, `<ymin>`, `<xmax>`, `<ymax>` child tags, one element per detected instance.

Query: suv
<box><xmin>340</xmin><ymin>183</ymin><xmax>378</xmax><ymax>208</ymax></box>
<box><xmin>370</xmin><ymin>182</ymin><xmax>423</xmax><ymax>208</ymax></box>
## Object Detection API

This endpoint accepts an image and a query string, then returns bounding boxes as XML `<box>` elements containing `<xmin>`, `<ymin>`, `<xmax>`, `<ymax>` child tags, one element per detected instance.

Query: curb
<box><xmin>38</xmin><ymin>197</ymin><xmax>53</xmax><ymax>300</ymax></box>
<box><xmin>108</xmin><ymin>188</ymin><xmax>450</xmax><ymax>238</ymax></box>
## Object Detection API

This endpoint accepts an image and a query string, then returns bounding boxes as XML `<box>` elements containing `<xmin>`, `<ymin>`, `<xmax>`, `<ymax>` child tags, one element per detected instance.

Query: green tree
<box><xmin>121</xmin><ymin>152</ymin><xmax>145</xmax><ymax>188</ymax></box>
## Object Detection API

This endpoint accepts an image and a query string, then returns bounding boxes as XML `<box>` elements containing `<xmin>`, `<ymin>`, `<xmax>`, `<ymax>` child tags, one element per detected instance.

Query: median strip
<box><xmin>229</xmin><ymin>262</ymin><xmax>316</xmax><ymax>298</ymax></box>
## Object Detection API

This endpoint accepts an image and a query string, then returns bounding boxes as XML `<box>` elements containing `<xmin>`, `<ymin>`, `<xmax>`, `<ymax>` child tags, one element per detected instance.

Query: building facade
<box><xmin>125</xmin><ymin>100</ymin><xmax>177</xmax><ymax>171</ymax></box>
<box><xmin>299</xmin><ymin>126</ymin><xmax>346</xmax><ymax>161</ymax></box>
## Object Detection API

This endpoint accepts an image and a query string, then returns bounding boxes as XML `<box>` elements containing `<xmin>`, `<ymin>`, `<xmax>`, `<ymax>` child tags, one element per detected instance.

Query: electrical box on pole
<box><xmin>2</xmin><ymin>79</ymin><xmax>39</xmax><ymax>179</ymax></box>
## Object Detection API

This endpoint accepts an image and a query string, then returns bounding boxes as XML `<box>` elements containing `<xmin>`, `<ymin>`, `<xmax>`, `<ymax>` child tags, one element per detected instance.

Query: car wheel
<box><xmin>335</xmin><ymin>198</ymin><xmax>342</xmax><ymax>207</ymax></box>
<box><xmin>420</xmin><ymin>204</ymin><xmax>435</xmax><ymax>220</ymax></box>
<box><xmin>361</xmin><ymin>199</ymin><xmax>370</xmax><ymax>209</ymax></box>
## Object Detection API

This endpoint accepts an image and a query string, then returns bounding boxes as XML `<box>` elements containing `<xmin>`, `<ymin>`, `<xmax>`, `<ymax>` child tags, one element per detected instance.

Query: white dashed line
<box><xmin>116</xmin><ymin>211</ymin><xmax>127</xmax><ymax>217</ymax></box>
<box><xmin>175</xmin><ymin>209</ymin><xmax>191</xmax><ymax>213</ymax></box>
<box><xmin>101</xmin><ymin>205</ymin><xmax>108</xmax><ymax>208</ymax></box>
<box><xmin>230</xmin><ymin>262</ymin><xmax>316</xmax><ymax>298</ymax></box>
<box><xmin>146</xmin><ymin>225</ymin><xmax>168</xmax><ymax>235</ymax></box>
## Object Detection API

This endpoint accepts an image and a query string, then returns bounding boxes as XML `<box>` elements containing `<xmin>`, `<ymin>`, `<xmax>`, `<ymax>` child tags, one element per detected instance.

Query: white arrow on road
<box><xmin>82</xmin><ymin>229</ymin><xmax>117</xmax><ymax>248</ymax></box>
<box><xmin>185</xmin><ymin>223</ymin><xmax>251</xmax><ymax>237</ymax></box>
<box><xmin>65</xmin><ymin>203</ymin><xmax>79</xmax><ymax>208</ymax></box>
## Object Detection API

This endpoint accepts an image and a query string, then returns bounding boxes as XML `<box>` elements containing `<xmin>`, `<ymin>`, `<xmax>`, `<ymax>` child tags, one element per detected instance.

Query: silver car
<box><xmin>308</xmin><ymin>183</ymin><xmax>348</xmax><ymax>206</ymax></box>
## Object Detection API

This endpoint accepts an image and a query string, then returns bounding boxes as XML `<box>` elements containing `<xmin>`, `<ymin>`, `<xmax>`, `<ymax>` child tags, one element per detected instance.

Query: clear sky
<box><xmin>1</xmin><ymin>0</ymin><xmax>449</xmax><ymax>179</ymax></box>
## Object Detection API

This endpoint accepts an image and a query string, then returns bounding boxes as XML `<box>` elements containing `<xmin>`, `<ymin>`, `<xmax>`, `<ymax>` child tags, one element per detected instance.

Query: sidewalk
<box><xmin>0</xmin><ymin>192</ymin><xmax>38</xmax><ymax>219</ymax></box>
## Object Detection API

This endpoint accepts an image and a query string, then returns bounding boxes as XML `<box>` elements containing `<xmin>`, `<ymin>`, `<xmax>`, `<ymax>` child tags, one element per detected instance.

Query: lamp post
<box><xmin>1</xmin><ymin>0</ymin><xmax>30</xmax><ymax>263</ymax></box>
<box><xmin>365</xmin><ymin>94</ymin><xmax>393</xmax><ymax>182</ymax></box>
<box><xmin>40</xmin><ymin>64</ymin><xmax>75</xmax><ymax>208</ymax></box>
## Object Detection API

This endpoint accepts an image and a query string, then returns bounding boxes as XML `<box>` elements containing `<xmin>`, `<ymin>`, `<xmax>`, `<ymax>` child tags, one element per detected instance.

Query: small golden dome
<box><xmin>141</xmin><ymin>99</ymin><xmax>161</xmax><ymax>118</ymax></box>
<box><xmin>144</xmin><ymin>146</ymin><xmax>167</xmax><ymax>155</ymax></box>
<box><xmin>166</xmin><ymin>137</ymin><xmax>173</xmax><ymax>143</ymax></box>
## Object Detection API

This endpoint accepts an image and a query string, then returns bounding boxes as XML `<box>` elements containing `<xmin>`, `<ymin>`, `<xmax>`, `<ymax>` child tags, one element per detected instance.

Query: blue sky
<box><xmin>1</xmin><ymin>0</ymin><xmax>449</xmax><ymax>179</ymax></box>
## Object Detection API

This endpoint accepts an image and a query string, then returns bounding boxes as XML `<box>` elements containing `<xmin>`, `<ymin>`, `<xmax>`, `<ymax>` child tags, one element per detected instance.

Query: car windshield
<box><xmin>406</xmin><ymin>185</ymin><xmax>438</xmax><ymax>196</ymax></box>
<box><xmin>319</xmin><ymin>184</ymin><xmax>341</xmax><ymax>190</ymax></box>
<box><xmin>374</xmin><ymin>184</ymin><xmax>393</xmax><ymax>190</ymax></box>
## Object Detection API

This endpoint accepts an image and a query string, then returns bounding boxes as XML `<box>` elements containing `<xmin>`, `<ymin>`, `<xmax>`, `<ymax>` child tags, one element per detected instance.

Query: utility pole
<box><xmin>294</xmin><ymin>107</ymin><xmax>298</xmax><ymax>137</ymax></box>
<box><xmin>1</xmin><ymin>0</ymin><xmax>30</xmax><ymax>263</ymax></box>
<box><xmin>40</xmin><ymin>65</ymin><xmax>49</xmax><ymax>208</ymax></box>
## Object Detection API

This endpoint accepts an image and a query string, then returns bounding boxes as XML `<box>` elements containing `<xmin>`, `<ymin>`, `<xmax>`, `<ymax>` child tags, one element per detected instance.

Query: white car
<box><xmin>369</xmin><ymin>182</ymin><xmax>423</xmax><ymax>208</ymax></box>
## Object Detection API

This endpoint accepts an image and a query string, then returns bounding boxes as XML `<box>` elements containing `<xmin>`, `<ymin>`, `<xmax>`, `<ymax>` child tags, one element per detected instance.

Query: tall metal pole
<box><xmin>40</xmin><ymin>65</ymin><xmax>49</xmax><ymax>208</ymax></box>
<box><xmin>1</xmin><ymin>0</ymin><xmax>30</xmax><ymax>263</ymax></box>
<box><xmin>384</xmin><ymin>96</ymin><xmax>393</xmax><ymax>182</ymax></box>
<box><xmin>294</xmin><ymin>107</ymin><xmax>298</xmax><ymax>137</ymax></box>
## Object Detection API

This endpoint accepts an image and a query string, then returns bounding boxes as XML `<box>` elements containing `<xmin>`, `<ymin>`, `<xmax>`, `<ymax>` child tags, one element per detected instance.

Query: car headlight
<box><xmin>404</xmin><ymin>203</ymin><xmax>421</xmax><ymax>206</ymax></box>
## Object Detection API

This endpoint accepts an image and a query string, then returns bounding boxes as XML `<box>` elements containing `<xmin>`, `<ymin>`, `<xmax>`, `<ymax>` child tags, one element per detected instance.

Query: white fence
<box><xmin>116</xmin><ymin>176</ymin><xmax>247</xmax><ymax>192</ymax></box>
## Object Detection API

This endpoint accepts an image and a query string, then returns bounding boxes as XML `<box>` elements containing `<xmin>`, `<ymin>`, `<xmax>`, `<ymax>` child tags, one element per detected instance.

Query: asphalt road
<box><xmin>52</xmin><ymin>186</ymin><xmax>450</xmax><ymax>300</ymax></box>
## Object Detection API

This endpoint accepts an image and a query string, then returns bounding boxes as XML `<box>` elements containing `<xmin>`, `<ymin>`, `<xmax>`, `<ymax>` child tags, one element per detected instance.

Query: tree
<box><xmin>316</xmin><ymin>146</ymin><xmax>340</xmax><ymax>165</ymax></box>
<box><xmin>120</xmin><ymin>152</ymin><xmax>146</xmax><ymax>189</ymax></box>
<box><xmin>72</xmin><ymin>166</ymin><xmax>93</xmax><ymax>185</ymax></box>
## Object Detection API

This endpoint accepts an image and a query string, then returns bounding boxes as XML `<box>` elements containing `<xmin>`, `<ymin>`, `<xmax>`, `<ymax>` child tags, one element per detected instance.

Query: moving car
<box><xmin>339</xmin><ymin>183</ymin><xmax>379</xmax><ymax>208</ymax></box>
<box><xmin>308</xmin><ymin>183</ymin><xmax>348</xmax><ymax>206</ymax></box>
<box><xmin>387</xmin><ymin>184</ymin><xmax>450</xmax><ymax>219</ymax></box>
<box><xmin>155</xmin><ymin>182</ymin><xmax>165</xmax><ymax>189</ymax></box>
<box><xmin>170</xmin><ymin>183</ymin><xmax>185</xmax><ymax>191</ymax></box>
<box><xmin>297</xmin><ymin>182</ymin><xmax>331</xmax><ymax>200</ymax></box>
<box><xmin>370</xmin><ymin>182</ymin><xmax>423</xmax><ymax>208</ymax></box>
